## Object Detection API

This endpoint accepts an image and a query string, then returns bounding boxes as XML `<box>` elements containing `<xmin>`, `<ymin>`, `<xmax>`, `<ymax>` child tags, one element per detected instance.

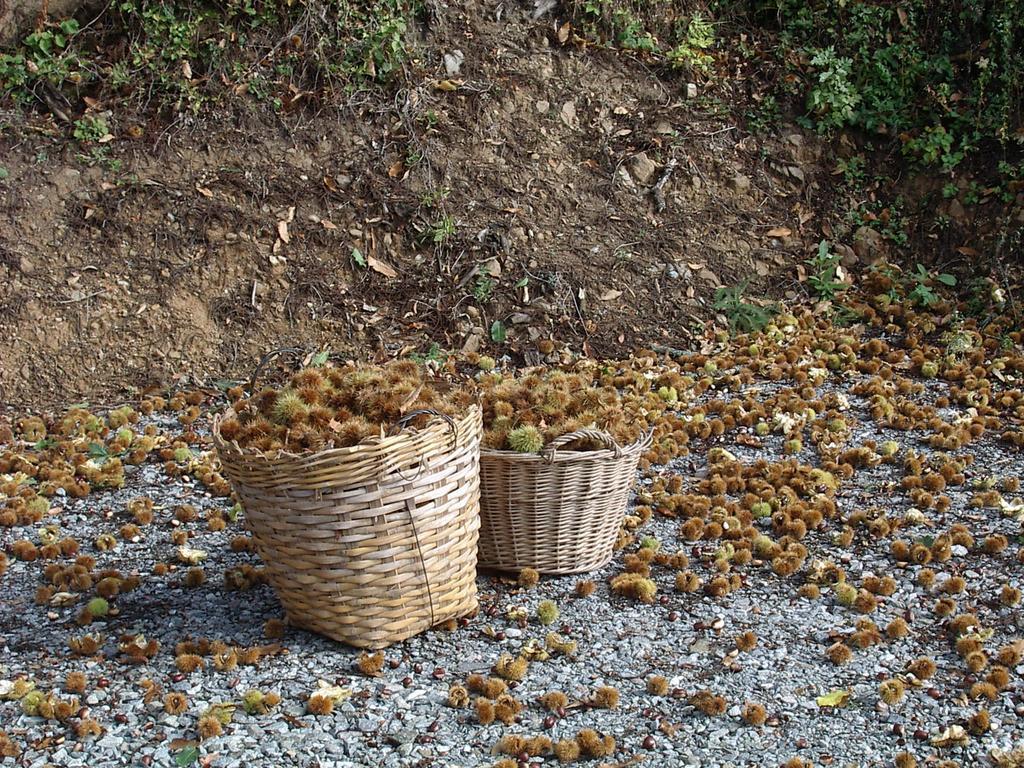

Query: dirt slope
<box><xmin>0</xmin><ymin>1</ymin><xmax>833</xmax><ymax>408</ymax></box>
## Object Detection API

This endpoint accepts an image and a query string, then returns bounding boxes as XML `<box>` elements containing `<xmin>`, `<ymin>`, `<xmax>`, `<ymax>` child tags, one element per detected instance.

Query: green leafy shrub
<box><xmin>713</xmin><ymin>281</ymin><xmax>776</xmax><ymax>334</ymax></box>
<box><xmin>806</xmin><ymin>47</ymin><xmax>860</xmax><ymax>132</ymax></box>
<box><xmin>72</xmin><ymin>116</ymin><xmax>108</xmax><ymax>142</ymax></box>
<box><xmin>0</xmin><ymin>19</ymin><xmax>83</xmax><ymax>103</ymax></box>
<box><xmin>907</xmin><ymin>263</ymin><xmax>956</xmax><ymax>307</ymax></box>
<box><xmin>721</xmin><ymin>0</ymin><xmax>1023</xmax><ymax>169</ymax></box>
<box><xmin>667</xmin><ymin>13</ymin><xmax>715</xmax><ymax>71</ymax></box>
<box><xmin>1</xmin><ymin>0</ymin><xmax>423</xmax><ymax>115</ymax></box>
<box><xmin>806</xmin><ymin>240</ymin><xmax>845</xmax><ymax>301</ymax></box>
<box><xmin>572</xmin><ymin>2</ymin><xmax>717</xmax><ymax>74</ymax></box>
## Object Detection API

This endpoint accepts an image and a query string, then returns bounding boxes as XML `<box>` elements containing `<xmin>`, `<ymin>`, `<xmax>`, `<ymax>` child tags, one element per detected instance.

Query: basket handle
<box><xmin>392</xmin><ymin>408</ymin><xmax>456</xmax><ymax>436</ymax></box>
<box><xmin>542</xmin><ymin>429</ymin><xmax>622</xmax><ymax>463</ymax></box>
<box><xmin>388</xmin><ymin>410</ymin><xmax>458</xmax><ymax>484</ymax></box>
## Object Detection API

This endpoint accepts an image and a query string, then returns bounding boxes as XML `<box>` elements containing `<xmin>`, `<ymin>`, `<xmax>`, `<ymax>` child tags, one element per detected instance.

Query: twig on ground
<box><xmin>652</xmin><ymin>159</ymin><xmax>678</xmax><ymax>213</ymax></box>
<box><xmin>57</xmin><ymin>290</ymin><xmax>108</xmax><ymax>304</ymax></box>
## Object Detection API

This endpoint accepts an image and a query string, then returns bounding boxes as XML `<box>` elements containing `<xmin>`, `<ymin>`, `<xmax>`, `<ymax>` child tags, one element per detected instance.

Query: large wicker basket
<box><xmin>477</xmin><ymin>428</ymin><xmax>652</xmax><ymax>574</ymax></box>
<box><xmin>213</xmin><ymin>407</ymin><xmax>482</xmax><ymax>649</ymax></box>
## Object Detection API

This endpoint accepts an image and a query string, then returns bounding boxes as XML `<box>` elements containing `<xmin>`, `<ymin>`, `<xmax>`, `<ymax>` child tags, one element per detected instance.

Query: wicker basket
<box><xmin>477</xmin><ymin>428</ymin><xmax>652</xmax><ymax>574</ymax></box>
<box><xmin>213</xmin><ymin>406</ymin><xmax>482</xmax><ymax>649</ymax></box>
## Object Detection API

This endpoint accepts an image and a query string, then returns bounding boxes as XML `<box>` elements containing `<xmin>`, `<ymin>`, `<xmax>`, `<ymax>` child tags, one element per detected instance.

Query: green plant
<box><xmin>742</xmin><ymin>0</ymin><xmax>1024</xmax><ymax>169</ymax></box>
<box><xmin>429</xmin><ymin>215</ymin><xmax>456</xmax><ymax>244</ymax></box>
<box><xmin>573</xmin><ymin>1</ymin><xmax>717</xmax><ymax>74</ymax></box>
<box><xmin>2</xmin><ymin>0</ymin><xmax>423</xmax><ymax>116</ymax></box>
<box><xmin>902</xmin><ymin>125</ymin><xmax>964</xmax><ymax>172</ymax></box>
<box><xmin>614</xmin><ymin>10</ymin><xmax>657</xmax><ymax>52</ymax></box>
<box><xmin>419</xmin><ymin>109</ymin><xmax>440</xmax><ymax>129</ymax></box>
<box><xmin>846</xmin><ymin>200</ymin><xmax>910</xmax><ymax>248</ymax></box>
<box><xmin>666</xmin><ymin>14</ymin><xmax>715</xmax><ymax>71</ymax></box>
<box><xmin>907</xmin><ymin>263</ymin><xmax>956</xmax><ymax>307</ymax></box>
<box><xmin>409</xmin><ymin>342</ymin><xmax>445</xmax><ymax>364</ymax></box>
<box><xmin>806</xmin><ymin>240</ymin><xmax>845</xmax><ymax>301</ymax></box>
<box><xmin>473</xmin><ymin>267</ymin><xmax>495</xmax><ymax>302</ymax></box>
<box><xmin>72</xmin><ymin>115</ymin><xmax>108</xmax><ymax>142</ymax></box>
<box><xmin>109</xmin><ymin>60</ymin><xmax>131</xmax><ymax>89</ymax></box>
<box><xmin>713</xmin><ymin>282</ymin><xmax>776</xmax><ymax>334</ymax></box>
<box><xmin>835</xmin><ymin>155</ymin><xmax>866</xmax><ymax>187</ymax></box>
<box><xmin>831</xmin><ymin>304</ymin><xmax>862</xmax><ymax>328</ymax></box>
<box><xmin>997</xmin><ymin>160</ymin><xmax>1024</xmax><ymax>203</ymax></box>
<box><xmin>744</xmin><ymin>94</ymin><xmax>781</xmax><ymax>135</ymax></box>
<box><xmin>76</xmin><ymin>146</ymin><xmax>122</xmax><ymax>171</ymax></box>
<box><xmin>420</xmin><ymin>187</ymin><xmax>450</xmax><ymax>209</ymax></box>
<box><xmin>0</xmin><ymin>19</ymin><xmax>82</xmax><ymax>101</ymax></box>
<box><xmin>805</xmin><ymin>47</ymin><xmax>860</xmax><ymax>133</ymax></box>
<box><xmin>963</xmin><ymin>181</ymin><xmax>984</xmax><ymax>206</ymax></box>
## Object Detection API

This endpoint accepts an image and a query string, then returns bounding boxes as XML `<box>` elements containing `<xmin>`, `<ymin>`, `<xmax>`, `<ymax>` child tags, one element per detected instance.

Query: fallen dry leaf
<box><xmin>366</xmin><ymin>254</ymin><xmax>397</xmax><ymax>279</ymax></box>
<box><xmin>277</xmin><ymin>220</ymin><xmax>290</xmax><ymax>244</ymax></box>
<box><xmin>815</xmin><ymin>689</ymin><xmax>850</xmax><ymax>707</ymax></box>
<box><xmin>766</xmin><ymin>227</ymin><xmax>792</xmax><ymax>237</ymax></box>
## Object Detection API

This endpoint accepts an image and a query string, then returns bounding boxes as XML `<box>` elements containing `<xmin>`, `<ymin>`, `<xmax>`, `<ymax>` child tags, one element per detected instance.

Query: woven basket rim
<box><xmin>480</xmin><ymin>428</ymin><xmax>653</xmax><ymax>463</ymax></box>
<box><xmin>212</xmin><ymin>405</ymin><xmax>480</xmax><ymax>463</ymax></box>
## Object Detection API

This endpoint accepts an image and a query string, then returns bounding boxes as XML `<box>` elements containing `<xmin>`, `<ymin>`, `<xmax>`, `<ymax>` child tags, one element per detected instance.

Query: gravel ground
<box><xmin>3</xmin><ymin>317</ymin><xmax>1024</xmax><ymax>768</ymax></box>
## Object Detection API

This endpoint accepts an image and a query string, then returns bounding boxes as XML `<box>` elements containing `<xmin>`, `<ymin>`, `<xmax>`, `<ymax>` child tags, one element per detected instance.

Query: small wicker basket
<box><xmin>213</xmin><ymin>406</ymin><xmax>482</xmax><ymax>649</ymax></box>
<box><xmin>477</xmin><ymin>428</ymin><xmax>652</xmax><ymax>574</ymax></box>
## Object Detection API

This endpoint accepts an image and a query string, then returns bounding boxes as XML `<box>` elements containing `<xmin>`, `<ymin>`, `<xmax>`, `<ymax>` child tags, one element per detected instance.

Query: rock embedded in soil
<box><xmin>629</xmin><ymin>153</ymin><xmax>659</xmax><ymax>185</ymax></box>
